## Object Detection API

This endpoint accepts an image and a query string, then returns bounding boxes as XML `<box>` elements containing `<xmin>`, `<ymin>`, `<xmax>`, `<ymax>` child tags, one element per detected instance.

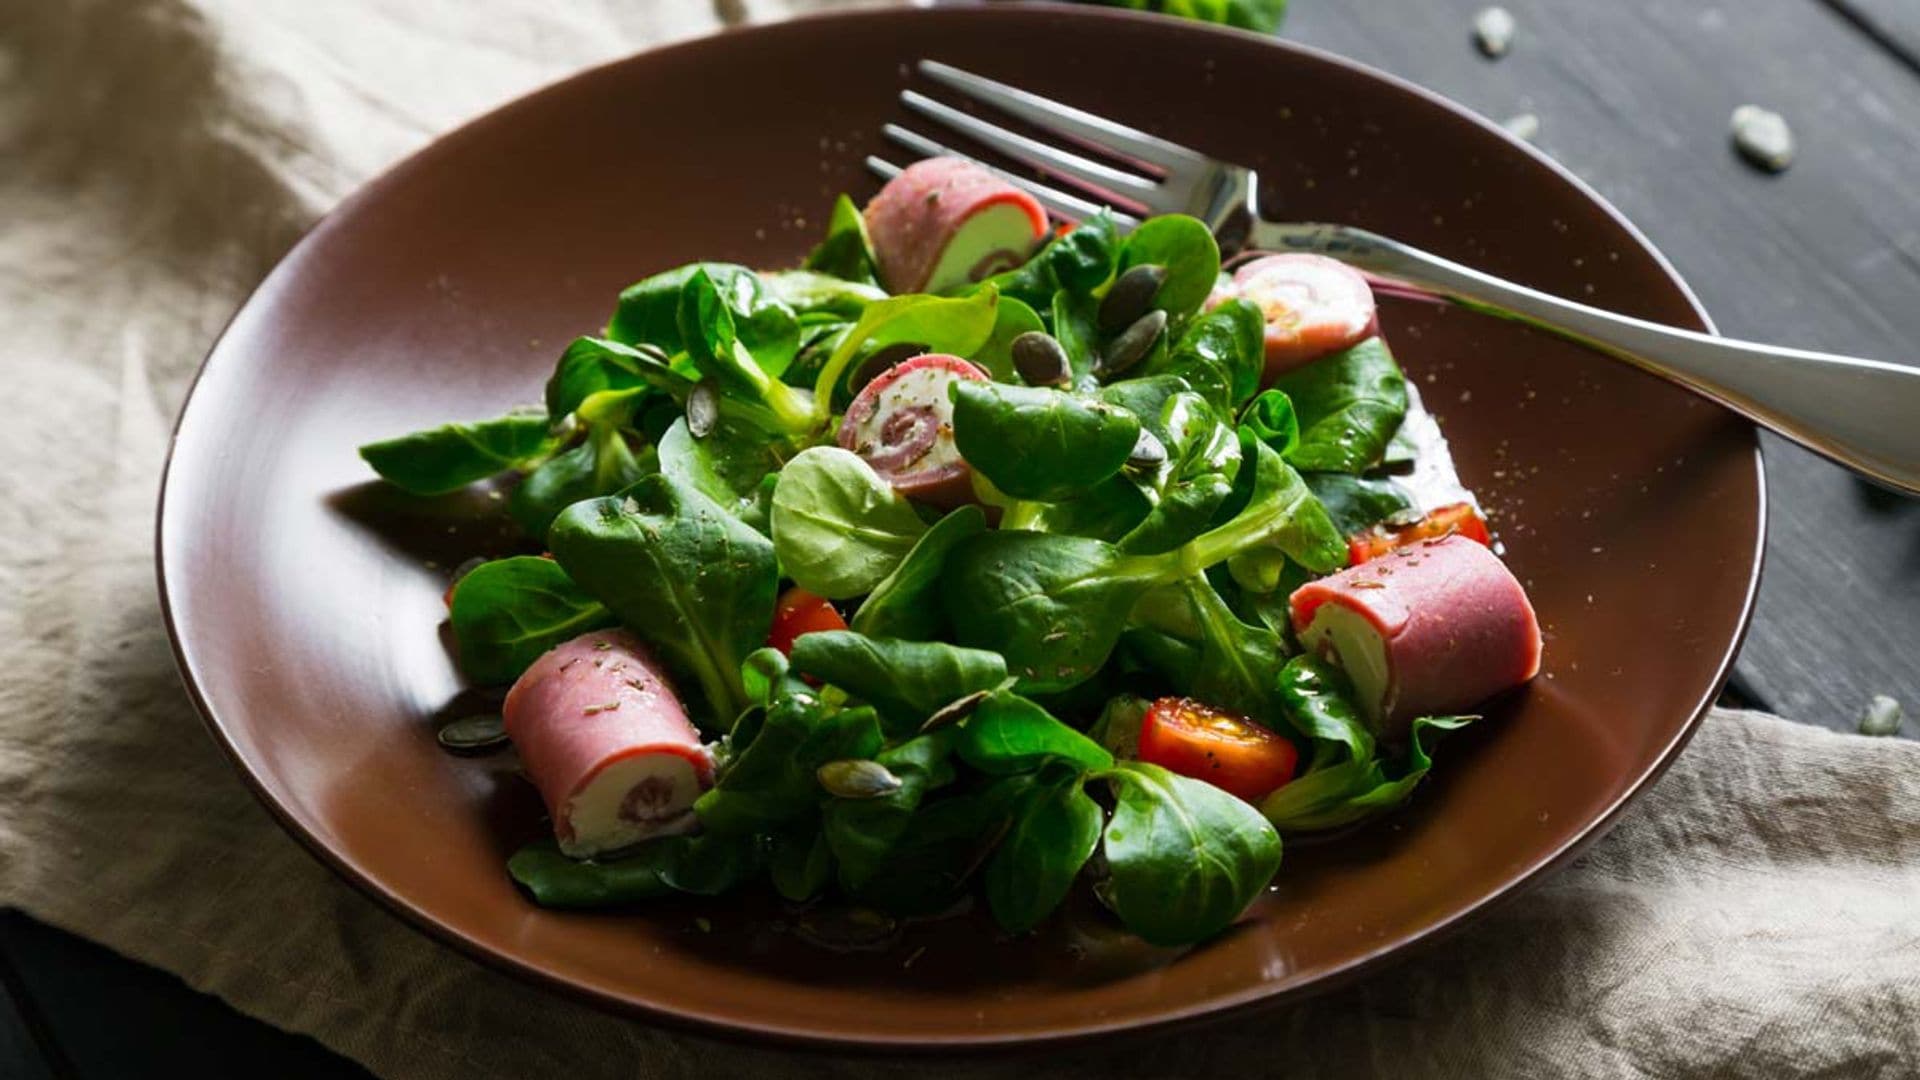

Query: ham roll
<box><xmin>1290</xmin><ymin>535</ymin><xmax>1541</xmax><ymax>736</ymax></box>
<box><xmin>838</xmin><ymin>352</ymin><xmax>987</xmax><ymax>508</ymax></box>
<box><xmin>503</xmin><ymin>629</ymin><xmax>714</xmax><ymax>858</ymax></box>
<box><xmin>1217</xmin><ymin>253</ymin><xmax>1378</xmax><ymax>380</ymax></box>
<box><xmin>863</xmin><ymin>157</ymin><xmax>1048</xmax><ymax>295</ymax></box>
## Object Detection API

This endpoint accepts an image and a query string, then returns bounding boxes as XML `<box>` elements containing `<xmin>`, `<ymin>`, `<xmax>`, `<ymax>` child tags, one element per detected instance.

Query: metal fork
<box><xmin>870</xmin><ymin>60</ymin><xmax>1920</xmax><ymax>497</ymax></box>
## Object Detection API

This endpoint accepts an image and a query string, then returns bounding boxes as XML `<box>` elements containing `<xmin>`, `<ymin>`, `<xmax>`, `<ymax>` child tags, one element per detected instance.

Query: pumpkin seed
<box><xmin>793</xmin><ymin>906</ymin><xmax>900</xmax><ymax>952</ymax></box>
<box><xmin>1731</xmin><ymin>105</ymin><xmax>1793</xmax><ymax>173</ymax></box>
<box><xmin>1473</xmin><ymin>6</ymin><xmax>1515</xmax><ymax>58</ymax></box>
<box><xmin>1011</xmin><ymin>331</ymin><xmax>1072</xmax><ymax>387</ymax></box>
<box><xmin>686</xmin><ymin>379</ymin><xmax>719</xmax><ymax>438</ymax></box>
<box><xmin>850</xmin><ymin>341</ymin><xmax>927</xmax><ymax>393</ymax></box>
<box><xmin>1098</xmin><ymin>309</ymin><xmax>1167</xmax><ymax>377</ymax></box>
<box><xmin>1859</xmin><ymin>694</ymin><xmax>1903</xmax><ymax>737</ymax></box>
<box><xmin>1502</xmin><ymin>113</ymin><xmax>1540</xmax><ymax>142</ymax></box>
<box><xmin>816</xmin><ymin>758</ymin><xmax>903</xmax><ymax>799</ymax></box>
<box><xmin>437</xmin><ymin>713</ymin><xmax>509</xmax><ymax>754</ymax></box>
<box><xmin>1097</xmin><ymin>263</ymin><xmax>1167</xmax><ymax>331</ymax></box>
<box><xmin>1126</xmin><ymin>429</ymin><xmax>1168</xmax><ymax>471</ymax></box>
<box><xmin>920</xmin><ymin>688</ymin><xmax>992</xmax><ymax>733</ymax></box>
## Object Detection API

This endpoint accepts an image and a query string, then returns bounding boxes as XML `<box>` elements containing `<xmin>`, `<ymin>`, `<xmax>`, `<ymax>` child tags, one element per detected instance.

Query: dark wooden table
<box><xmin>7</xmin><ymin>1</ymin><xmax>1916</xmax><ymax>1074</ymax></box>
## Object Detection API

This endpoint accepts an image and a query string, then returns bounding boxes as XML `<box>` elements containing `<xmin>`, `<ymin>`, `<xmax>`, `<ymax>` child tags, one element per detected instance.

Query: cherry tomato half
<box><xmin>1137</xmin><ymin>697</ymin><xmax>1299</xmax><ymax>804</ymax></box>
<box><xmin>1347</xmin><ymin>502</ymin><xmax>1491</xmax><ymax>565</ymax></box>
<box><xmin>766</xmin><ymin>586</ymin><xmax>848</xmax><ymax>655</ymax></box>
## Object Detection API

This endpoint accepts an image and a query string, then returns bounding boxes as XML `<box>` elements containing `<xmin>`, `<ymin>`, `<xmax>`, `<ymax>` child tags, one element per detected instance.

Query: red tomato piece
<box><xmin>766</xmin><ymin>586</ymin><xmax>848</xmax><ymax>656</ymax></box>
<box><xmin>1347</xmin><ymin>502</ymin><xmax>1491</xmax><ymax>565</ymax></box>
<box><xmin>1136</xmin><ymin>697</ymin><xmax>1299</xmax><ymax>804</ymax></box>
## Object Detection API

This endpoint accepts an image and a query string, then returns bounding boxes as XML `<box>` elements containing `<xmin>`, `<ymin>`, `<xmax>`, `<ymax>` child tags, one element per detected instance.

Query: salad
<box><xmin>359</xmin><ymin>157</ymin><xmax>1542</xmax><ymax>948</ymax></box>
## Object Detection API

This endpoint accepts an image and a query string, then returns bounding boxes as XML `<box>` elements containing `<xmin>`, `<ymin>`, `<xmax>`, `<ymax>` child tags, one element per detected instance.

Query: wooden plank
<box><xmin>1284</xmin><ymin>0</ymin><xmax>1920</xmax><ymax>736</ymax></box>
<box><xmin>0</xmin><ymin>911</ymin><xmax>371</xmax><ymax>1080</ymax></box>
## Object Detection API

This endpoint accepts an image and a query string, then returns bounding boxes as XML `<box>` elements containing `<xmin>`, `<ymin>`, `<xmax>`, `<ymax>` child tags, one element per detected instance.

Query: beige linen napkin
<box><xmin>3</xmin><ymin>2</ymin><xmax>1917</xmax><ymax>1077</ymax></box>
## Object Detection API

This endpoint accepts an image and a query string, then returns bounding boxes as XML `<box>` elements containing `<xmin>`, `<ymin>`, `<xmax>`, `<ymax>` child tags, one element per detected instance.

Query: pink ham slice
<box><xmin>503</xmin><ymin>628</ymin><xmax>714</xmax><ymax>858</ymax></box>
<box><xmin>1289</xmin><ymin>534</ymin><xmax>1541</xmax><ymax>736</ymax></box>
<box><xmin>838</xmin><ymin>352</ymin><xmax>987</xmax><ymax>508</ymax></box>
<box><xmin>1218</xmin><ymin>253</ymin><xmax>1378</xmax><ymax>380</ymax></box>
<box><xmin>863</xmin><ymin>157</ymin><xmax>1048</xmax><ymax>294</ymax></box>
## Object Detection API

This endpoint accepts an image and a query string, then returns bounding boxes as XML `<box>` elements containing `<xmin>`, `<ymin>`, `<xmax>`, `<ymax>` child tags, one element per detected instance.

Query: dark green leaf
<box><xmin>359</xmin><ymin>408</ymin><xmax>555</xmax><ymax>496</ymax></box>
<box><xmin>950</xmin><ymin>381</ymin><xmax>1141</xmax><ymax>502</ymax></box>
<box><xmin>970</xmin><ymin>211</ymin><xmax>1118</xmax><ymax>308</ymax></box>
<box><xmin>801</xmin><ymin>195</ymin><xmax>881</xmax><ymax>287</ymax></box>
<box><xmin>1302</xmin><ymin>471</ymin><xmax>1413</xmax><ymax>537</ymax></box>
<box><xmin>509</xmin><ymin>422</ymin><xmax>653</xmax><ymax>541</ymax></box>
<box><xmin>548</xmin><ymin>474</ymin><xmax>778</xmax><ymax>724</ymax></box>
<box><xmin>1270</xmin><ymin>336</ymin><xmax>1408</xmax><ymax>472</ymax></box>
<box><xmin>851</xmin><ymin>506</ymin><xmax>988</xmax><ymax>640</ymax></box>
<box><xmin>657</xmin><ymin>415</ymin><xmax>780</xmax><ymax>532</ymax></box>
<box><xmin>1148</xmin><ymin>298</ymin><xmax>1264</xmax><ymax>412</ymax></box>
<box><xmin>545</xmin><ymin>336</ymin><xmax>692</xmax><ymax>420</ymax></box>
<box><xmin>447</xmin><ymin>556</ymin><xmax>615</xmax><ymax>684</ymax></box>
<box><xmin>823</xmin><ymin>731</ymin><xmax>957</xmax><ymax>889</ymax></box>
<box><xmin>955</xmin><ymin>689</ymin><xmax>1114</xmax><ymax>775</ymax></box>
<box><xmin>843</xmin><ymin>775</ymin><xmax>1032</xmax><ymax>914</ymax></box>
<box><xmin>787</xmin><ymin>631</ymin><xmax>1007</xmax><ymax>736</ymax></box>
<box><xmin>507</xmin><ymin>838</ymin><xmax>672</xmax><ymax>908</ymax></box>
<box><xmin>985</xmin><ymin>765</ymin><xmax>1103</xmax><ymax>933</ymax></box>
<box><xmin>609</xmin><ymin>262</ymin><xmax>799</xmax><ymax>374</ymax></box>
<box><xmin>1240</xmin><ymin>390</ymin><xmax>1299</xmax><ymax>458</ymax></box>
<box><xmin>1100</xmin><ymin>761</ymin><xmax>1282</xmax><ymax>946</ymax></box>
<box><xmin>694</xmin><ymin>694</ymin><xmax>883</xmax><ymax>835</ymax></box>
<box><xmin>768</xmin><ymin>822</ymin><xmax>833</xmax><ymax>902</ymax></box>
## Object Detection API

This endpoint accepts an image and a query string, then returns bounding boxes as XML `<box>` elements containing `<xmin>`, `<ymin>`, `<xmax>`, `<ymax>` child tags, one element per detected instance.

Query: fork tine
<box><xmin>873</xmin><ymin>132</ymin><xmax>1142</xmax><ymax>229</ymax></box>
<box><xmin>917</xmin><ymin>60</ymin><xmax>1204</xmax><ymax>173</ymax></box>
<box><xmin>899</xmin><ymin>90</ymin><xmax>1167</xmax><ymax>211</ymax></box>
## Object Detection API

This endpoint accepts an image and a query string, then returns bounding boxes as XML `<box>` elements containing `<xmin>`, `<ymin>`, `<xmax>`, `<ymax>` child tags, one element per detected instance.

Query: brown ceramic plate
<box><xmin>157</xmin><ymin>3</ymin><xmax>1763</xmax><ymax>1051</ymax></box>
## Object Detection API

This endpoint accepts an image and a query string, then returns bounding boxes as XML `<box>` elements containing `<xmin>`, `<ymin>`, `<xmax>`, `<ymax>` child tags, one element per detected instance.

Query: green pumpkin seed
<box><xmin>1097</xmin><ymin>263</ymin><xmax>1167</xmax><ymax>331</ymax></box>
<box><xmin>1098</xmin><ymin>309</ymin><xmax>1167</xmax><ymax>377</ymax></box>
<box><xmin>1859</xmin><ymin>694</ymin><xmax>1903</xmax><ymax>736</ymax></box>
<box><xmin>920</xmin><ymin>688</ymin><xmax>993</xmax><ymax>733</ymax></box>
<box><xmin>1011</xmin><ymin>331</ymin><xmax>1072</xmax><ymax>387</ymax></box>
<box><xmin>686</xmin><ymin>379</ymin><xmax>719</xmax><ymax>438</ymax></box>
<box><xmin>816</xmin><ymin>758</ymin><xmax>903</xmax><ymax>799</ymax></box>
<box><xmin>1126</xmin><ymin>429</ymin><xmax>1168</xmax><ymax>471</ymax></box>
<box><xmin>1731</xmin><ymin>105</ymin><xmax>1793</xmax><ymax>173</ymax></box>
<box><xmin>437</xmin><ymin>713</ymin><xmax>509</xmax><ymax>754</ymax></box>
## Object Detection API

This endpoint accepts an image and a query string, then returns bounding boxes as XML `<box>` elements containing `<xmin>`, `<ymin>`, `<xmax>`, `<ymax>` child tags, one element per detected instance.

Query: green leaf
<box><xmin>655</xmin><ymin>830</ymin><xmax>768</xmax><ymax>896</ymax></box>
<box><xmin>768</xmin><ymin>821</ymin><xmax>833</xmax><ymax>902</ymax></box>
<box><xmin>359</xmin><ymin>408</ymin><xmax>555</xmax><ymax>496</ymax></box>
<box><xmin>761</xmin><ymin>269</ymin><xmax>885</xmax><ymax>322</ymax></box>
<box><xmin>1270</xmin><ymin>336</ymin><xmax>1408</xmax><ymax>473</ymax></box>
<box><xmin>851</xmin><ymin>505</ymin><xmax>988</xmax><ymax>640</ymax></box>
<box><xmin>1240</xmin><ymin>390</ymin><xmax>1299</xmax><ymax>458</ymax></box>
<box><xmin>695</xmin><ymin>694</ymin><xmax>884</xmax><ymax>835</ymax></box>
<box><xmin>1050</xmin><ymin>288</ymin><xmax>1103</xmax><ymax>392</ymax></box>
<box><xmin>545</xmin><ymin>336</ymin><xmax>692</xmax><ymax>420</ymax></box>
<box><xmin>609</xmin><ymin>262</ymin><xmax>799</xmax><ymax>374</ymax></box>
<box><xmin>548</xmin><ymin>474</ymin><xmax>778</xmax><ymax>725</ymax></box>
<box><xmin>787</xmin><ymin>631</ymin><xmax>1007</xmax><ymax>736</ymax></box>
<box><xmin>1100</xmin><ymin>761</ymin><xmax>1282</xmax><ymax>946</ymax></box>
<box><xmin>823</xmin><ymin>731</ymin><xmax>957</xmax><ymax>889</ymax></box>
<box><xmin>658</xmin><ymin>415</ymin><xmax>780</xmax><ymax>532</ymax></box>
<box><xmin>1209</xmin><ymin>435</ymin><xmax>1348</xmax><ymax>582</ymax></box>
<box><xmin>507</xmin><ymin>838</ymin><xmax>672</xmax><ymax>908</ymax></box>
<box><xmin>970</xmin><ymin>211</ymin><xmax>1118</xmax><ymax>308</ymax></box>
<box><xmin>1303</xmin><ymin>472</ymin><xmax>1414</xmax><ymax>538</ymax></box>
<box><xmin>770</xmin><ymin>447</ymin><xmax>931</xmax><ymax>599</ymax></box>
<box><xmin>955</xmin><ymin>689</ymin><xmax>1114</xmax><ymax>775</ymax></box>
<box><xmin>448</xmin><ymin>556</ymin><xmax>617</xmax><ymax>684</ymax></box>
<box><xmin>843</xmin><ymin>775</ymin><xmax>1031</xmax><ymax>914</ymax></box>
<box><xmin>1148</xmin><ymin>298</ymin><xmax>1264</xmax><ymax>413</ymax></box>
<box><xmin>942</xmin><ymin>530</ymin><xmax>1163</xmax><ymax>693</ymax></box>
<box><xmin>802</xmin><ymin>194</ymin><xmax>880</xmax><ymax>287</ymax></box>
<box><xmin>1103</xmin><ymin>381</ymin><xmax>1242</xmax><ymax>554</ymax></box>
<box><xmin>509</xmin><ymin>421</ymin><xmax>653</xmax><ymax>541</ymax></box>
<box><xmin>1116</xmin><ymin>214</ymin><xmax>1220</xmax><ymax>319</ymax></box>
<box><xmin>1126</xmin><ymin>575</ymin><xmax>1288</xmax><ymax>724</ymax></box>
<box><xmin>950</xmin><ymin>381</ymin><xmax>1141</xmax><ymax>502</ymax></box>
<box><xmin>811</xmin><ymin>290</ymin><xmax>1002</xmax><ymax>425</ymax></box>
<box><xmin>985</xmin><ymin>765</ymin><xmax>1103</xmax><ymax>933</ymax></box>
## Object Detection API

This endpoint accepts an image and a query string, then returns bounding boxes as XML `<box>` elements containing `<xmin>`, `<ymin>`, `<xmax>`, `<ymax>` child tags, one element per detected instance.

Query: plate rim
<box><xmin>154</xmin><ymin>1</ymin><xmax>1767</xmax><ymax>1053</ymax></box>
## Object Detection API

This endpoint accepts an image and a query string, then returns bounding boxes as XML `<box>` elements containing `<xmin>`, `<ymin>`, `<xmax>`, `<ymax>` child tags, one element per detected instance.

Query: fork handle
<box><xmin>1250</xmin><ymin>221</ymin><xmax>1920</xmax><ymax>496</ymax></box>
